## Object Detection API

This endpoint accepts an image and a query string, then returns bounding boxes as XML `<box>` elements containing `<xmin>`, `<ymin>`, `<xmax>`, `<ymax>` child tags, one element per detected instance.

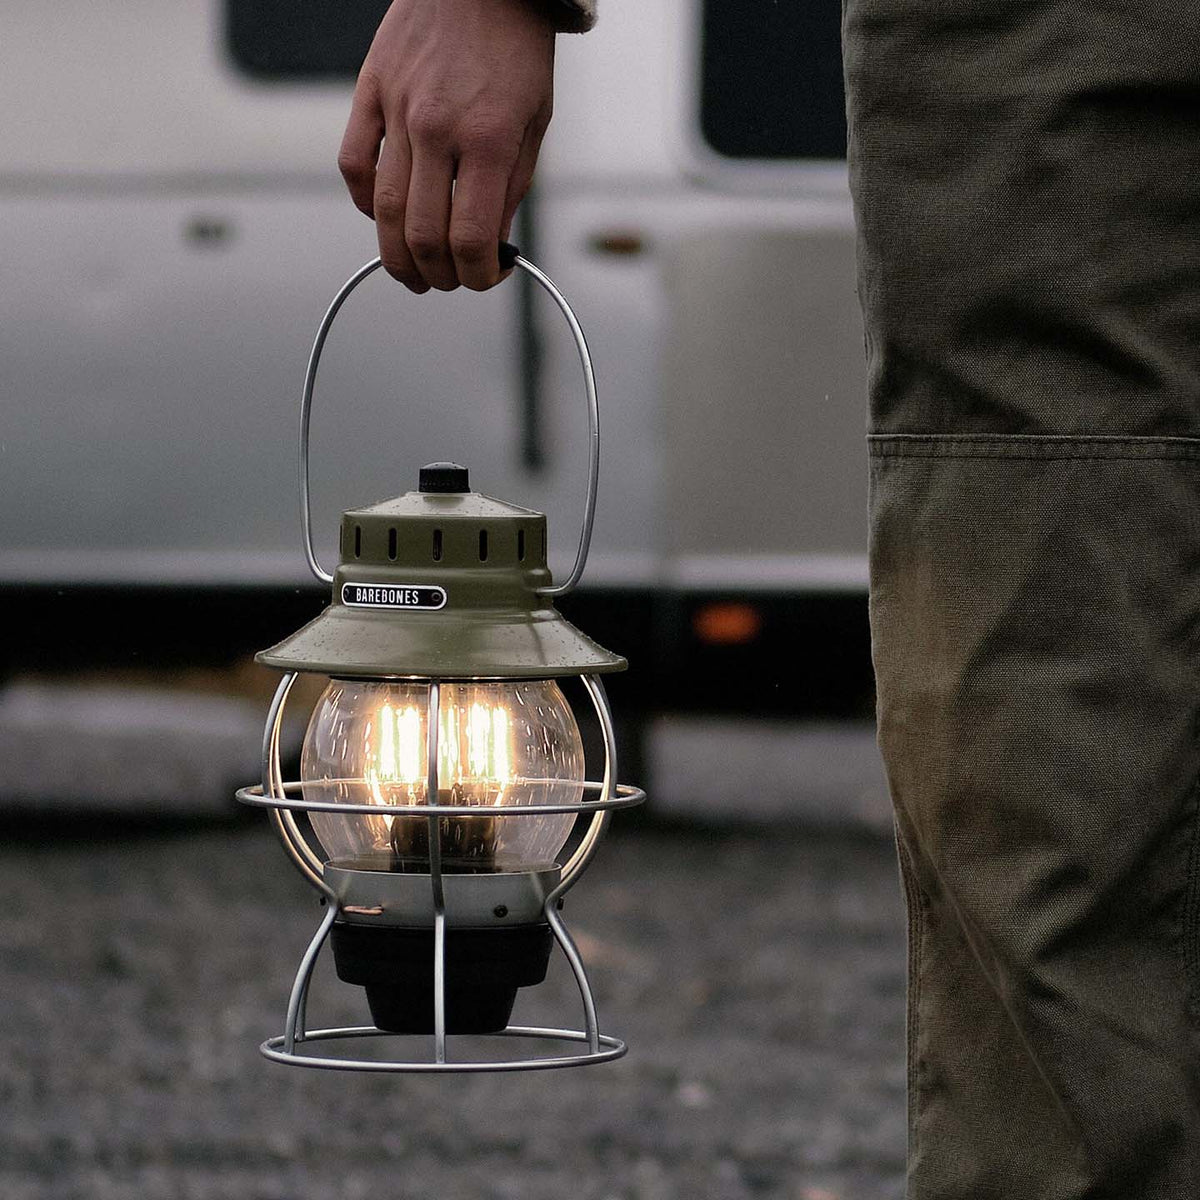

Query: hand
<box><xmin>339</xmin><ymin>0</ymin><xmax>557</xmax><ymax>293</ymax></box>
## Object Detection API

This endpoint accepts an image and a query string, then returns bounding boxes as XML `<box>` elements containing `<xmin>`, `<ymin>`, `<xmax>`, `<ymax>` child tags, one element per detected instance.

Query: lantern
<box><xmin>236</xmin><ymin>246</ymin><xmax>643</xmax><ymax>1072</ymax></box>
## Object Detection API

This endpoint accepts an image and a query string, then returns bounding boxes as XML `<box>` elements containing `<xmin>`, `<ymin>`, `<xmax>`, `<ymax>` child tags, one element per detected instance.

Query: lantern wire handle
<box><xmin>298</xmin><ymin>252</ymin><xmax>599</xmax><ymax>598</ymax></box>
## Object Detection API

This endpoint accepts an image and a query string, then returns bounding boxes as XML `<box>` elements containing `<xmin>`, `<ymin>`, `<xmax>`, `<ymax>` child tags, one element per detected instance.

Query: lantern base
<box><xmin>324</xmin><ymin>861</ymin><xmax>562</xmax><ymax>928</ymax></box>
<box><xmin>331</xmin><ymin>920</ymin><xmax>554</xmax><ymax>1035</ymax></box>
<box><xmin>261</xmin><ymin>1024</ymin><xmax>627</xmax><ymax>1073</ymax></box>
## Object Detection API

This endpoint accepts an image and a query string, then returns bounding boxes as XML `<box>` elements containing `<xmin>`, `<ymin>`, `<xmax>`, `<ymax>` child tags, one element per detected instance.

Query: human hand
<box><xmin>338</xmin><ymin>0</ymin><xmax>557</xmax><ymax>294</ymax></box>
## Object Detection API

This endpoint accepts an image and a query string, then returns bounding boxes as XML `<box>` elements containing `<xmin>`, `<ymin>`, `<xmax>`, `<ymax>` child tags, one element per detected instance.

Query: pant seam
<box><xmin>1183</xmin><ymin>777</ymin><xmax>1200</xmax><ymax>1020</ymax></box>
<box><xmin>895</xmin><ymin>824</ymin><xmax>927</xmax><ymax>1173</ymax></box>
<box><xmin>868</xmin><ymin>434</ymin><xmax>1200</xmax><ymax>444</ymax></box>
<box><xmin>868</xmin><ymin>433</ymin><xmax>1200</xmax><ymax>462</ymax></box>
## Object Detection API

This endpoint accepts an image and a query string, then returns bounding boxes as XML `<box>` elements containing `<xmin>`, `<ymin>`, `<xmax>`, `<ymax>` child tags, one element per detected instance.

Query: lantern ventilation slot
<box><xmin>478</xmin><ymin>530</ymin><xmax>489</xmax><ymax>562</ymax></box>
<box><xmin>517</xmin><ymin>529</ymin><xmax>526</xmax><ymax>561</ymax></box>
<box><xmin>387</xmin><ymin>528</ymin><xmax>398</xmax><ymax>561</ymax></box>
<box><xmin>432</xmin><ymin>529</ymin><xmax>443</xmax><ymax>562</ymax></box>
<box><xmin>354</xmin><ymin>525</ymin><xmax>362</xmax><ymax>559</ymax></box>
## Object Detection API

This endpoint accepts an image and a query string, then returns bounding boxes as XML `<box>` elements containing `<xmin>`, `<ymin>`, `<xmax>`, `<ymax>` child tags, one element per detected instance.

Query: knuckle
<box><xmin>372</xmin><ymin>187</ymin><xmax>406</xmax><ymax>224</ymax></box>
<box><xmin>449</xmin><ymin>221</ymin><xmax>492</xmax><ymax>264</ymax></box>
<box><xmin>381</xmin><ymin>259</ymin><xmax>424</xmax><ymax>291</ymax></box>
<box><xmin>407</xmin><ymin>98</ymin><xmax>454</xmax><ymax>147</ymax></box>
<box><xmin>337</xmin><ymin>149</ymin><xmax>368</xmax><ymax>184</ymax></box>
<box><xmin>406</xmin><ymin>222</ymin><xmax>446</xmax><ymax>261</ymax></box>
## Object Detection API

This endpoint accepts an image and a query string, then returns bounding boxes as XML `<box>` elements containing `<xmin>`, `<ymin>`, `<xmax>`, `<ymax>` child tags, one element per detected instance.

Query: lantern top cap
<box><xmin>418</xmin><ymin>462</ymin><xmax>470</xmax><ymax>494</ymax></box>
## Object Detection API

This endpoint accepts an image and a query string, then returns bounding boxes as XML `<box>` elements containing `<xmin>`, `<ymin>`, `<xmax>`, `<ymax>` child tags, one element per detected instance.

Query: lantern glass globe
<box><xmin>300</xmin><ymin>679</ymin><xmax>585</xmax><ymax>872</ymax></box>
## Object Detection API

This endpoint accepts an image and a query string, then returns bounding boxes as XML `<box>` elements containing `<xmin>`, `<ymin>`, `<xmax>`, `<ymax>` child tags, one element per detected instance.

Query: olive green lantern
<box><xmin>237</xmin><ymin>247</ymin><xmax>644</xmax><ymax>1073</ymax></box>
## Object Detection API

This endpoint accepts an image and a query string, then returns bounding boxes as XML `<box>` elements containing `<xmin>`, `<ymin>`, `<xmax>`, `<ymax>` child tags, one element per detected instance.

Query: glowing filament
<box><xmin>367</xmin><ymin>704</ymin><xmax>422</xmax><ymax>816</ymax></box>
<box><xmin>365</xmin><ymin>698</ymin><xmax>513</xmax><ymax>808</ymax></box>
<box><xmin>301</xmin><ymin>678</ymin><xmax>584</xmax><ymax>870</ymax></box>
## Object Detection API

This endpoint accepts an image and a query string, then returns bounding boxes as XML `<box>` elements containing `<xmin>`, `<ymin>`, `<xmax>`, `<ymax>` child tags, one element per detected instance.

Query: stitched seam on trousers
<box><xmin>895</xmin><ymin>829</ymin><xmax>927</xmax><ymax>1168</ymax></box>
<box><xmin>868</xmin><ymin>434</ymin><xmax>1200</xmax><ymax>461</ymax></box>
<box><xmin>1183</xmin><ymin>778</ymin><xmax>1200</xmax><ymax>1020</ymax></box>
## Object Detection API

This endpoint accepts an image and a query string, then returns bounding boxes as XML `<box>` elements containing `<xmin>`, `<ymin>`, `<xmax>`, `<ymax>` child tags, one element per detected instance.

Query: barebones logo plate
<box><xmin>341</xmin><ymin>582</ymin><xmax>447</xmax><ymax>611</ymax></box>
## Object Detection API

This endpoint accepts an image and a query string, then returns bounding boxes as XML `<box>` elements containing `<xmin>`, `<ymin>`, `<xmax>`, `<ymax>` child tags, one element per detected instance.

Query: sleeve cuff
<box><xmin>545</xmin><ymin>0</ymin><xmax>597</xmax><ymax>33</ymax></box>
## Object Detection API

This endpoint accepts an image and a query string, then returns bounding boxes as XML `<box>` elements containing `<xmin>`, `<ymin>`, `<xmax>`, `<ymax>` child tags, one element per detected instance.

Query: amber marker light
<box><xmin>693</xmin><ymin>601</ymin><xmax>764</xmax><ymax>646</ymax></box>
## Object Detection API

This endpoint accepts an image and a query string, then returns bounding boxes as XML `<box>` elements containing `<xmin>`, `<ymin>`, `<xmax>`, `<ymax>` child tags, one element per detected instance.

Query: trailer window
<box><xmin>699</xmin><ymin>0</ymin><xmax>847</xmax><ymax>160</ymax></box>
<box><xmin>225</xmin><ymin>0</ymin><xmax>390</xmax><ymax>80</ymax></box>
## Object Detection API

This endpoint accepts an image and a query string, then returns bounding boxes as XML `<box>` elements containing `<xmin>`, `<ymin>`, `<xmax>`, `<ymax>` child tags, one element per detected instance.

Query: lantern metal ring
<box><xmin>239</xmin><ymin>781</ymin><xmax>647</xmax><ymax>818</ymax></box>
<box><xmin>260</xmin><ymin>1024</ymin><xmax>627</xmax><ymax>1074</ymax></box>
<box><xmin>298</xmin><ymin>249</ymin><xmax>599</xmax><ymax>598</ymax></box>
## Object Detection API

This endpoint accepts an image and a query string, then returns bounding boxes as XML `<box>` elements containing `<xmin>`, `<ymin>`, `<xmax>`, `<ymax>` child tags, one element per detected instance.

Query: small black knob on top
<box><xmin>419</xmin><ymin>462</ymin><xmax>471</xmax><ymax>494</ymax></box>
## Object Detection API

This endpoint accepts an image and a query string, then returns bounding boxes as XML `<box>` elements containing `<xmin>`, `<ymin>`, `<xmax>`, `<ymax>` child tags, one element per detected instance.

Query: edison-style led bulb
<box><xmin>301</xmin><ymin>679</ymin><xmax>585</xmax><ymax>872</ymax></box>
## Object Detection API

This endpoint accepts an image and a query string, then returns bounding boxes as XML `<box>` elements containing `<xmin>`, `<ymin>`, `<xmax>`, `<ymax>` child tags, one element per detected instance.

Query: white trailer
<box><xmin>0</xmin><ymin>0</ymin><xmax>865</xmax><ymax>589</ymax></box>
<box><xmin>0</xmin><ymin>1</ymin><xmax>886</xmax><ymax>824</ymax></box>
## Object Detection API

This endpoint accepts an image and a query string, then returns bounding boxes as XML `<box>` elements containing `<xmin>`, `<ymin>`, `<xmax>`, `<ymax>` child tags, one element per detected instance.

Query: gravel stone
<box><xmin>0</xmin><ymin>821</ymin><xmax>907</xmax><ymax>1200</ymax></box>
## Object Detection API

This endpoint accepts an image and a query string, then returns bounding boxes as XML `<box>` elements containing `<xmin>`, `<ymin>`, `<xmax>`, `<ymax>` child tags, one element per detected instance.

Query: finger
<box><xmin>373</xmin><ymin>135</ymin><xmax>427</xmax><ymax>293</ymax></box>
<box><xmin>449</xmin><ymin>157</ymin><xmax>512</xmax><ymax>291</ymax></box>
<box><xmin>498</xmin><ymin>119</ymin><xmax>549</xmax><ymax>275</ymax></box>
<box><xmin>338</xmin><ymin>74</ymin><xmax>385</xmax><ymax>218</ymax></box>
<box><xmin>502</xmin><ymin>121</ymin><xmax>547</xmax><ymax>235</ymax></box>
<box><xmin>405</xmin><ymin>148</ymin><xmax>458</xmax><ymax>291</ymax></box>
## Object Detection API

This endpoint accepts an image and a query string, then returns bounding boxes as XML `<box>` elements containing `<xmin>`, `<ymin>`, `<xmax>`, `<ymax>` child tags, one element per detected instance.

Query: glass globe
<box><xmin>300</xmin><ymin>679</ymin><xmax>585</xmax><ymax>872</ymax></box>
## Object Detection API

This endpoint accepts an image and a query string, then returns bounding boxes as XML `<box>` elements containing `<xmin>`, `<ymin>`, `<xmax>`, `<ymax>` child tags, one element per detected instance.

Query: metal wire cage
<box><xmin>235</xmin><ymin>247</ymin><xmax>644</xmax><ymax>1072</ymax></box>
<box><xmin>236</xmin><ymin>670</ymin><xmax>643</xmax><ymax>1072</ymax></box>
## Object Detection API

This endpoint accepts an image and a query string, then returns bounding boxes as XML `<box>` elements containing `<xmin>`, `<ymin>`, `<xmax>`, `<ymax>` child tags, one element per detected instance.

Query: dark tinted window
<box><xmin>700</xmin><ymin>0</ymin><xmax>847</xmax><ymax>160</ymax></box>
<box><xmin>225</xmin><ymin>0</ymin><xmax>390</xmax><ymax>79</ymax></box>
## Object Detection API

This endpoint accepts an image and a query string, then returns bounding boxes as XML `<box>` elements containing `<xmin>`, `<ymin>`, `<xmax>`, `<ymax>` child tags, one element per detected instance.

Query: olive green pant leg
<box><xmin>842</xmin><ymin>1</ymin><xmax>1200</xmax><ymax>1195</ymax></box>
<box><xmin>872</xmin><ymin>441</ymin><xmax>1200</xmax><ymax>1198</ymax></box>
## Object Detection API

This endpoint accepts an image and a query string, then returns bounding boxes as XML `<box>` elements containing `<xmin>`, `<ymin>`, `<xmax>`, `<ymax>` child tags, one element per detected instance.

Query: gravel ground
<box><xmin>0</xmin><ymin>819</ymin><xmax>907</xmax><ymax>1200</ymax></box>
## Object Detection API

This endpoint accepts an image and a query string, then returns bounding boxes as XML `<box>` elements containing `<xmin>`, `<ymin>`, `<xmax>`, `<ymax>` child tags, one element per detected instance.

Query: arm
<box><xmin>338</xmin><ymin>0</ymin><xmax>595</xmax><ymax>294</ymax></box>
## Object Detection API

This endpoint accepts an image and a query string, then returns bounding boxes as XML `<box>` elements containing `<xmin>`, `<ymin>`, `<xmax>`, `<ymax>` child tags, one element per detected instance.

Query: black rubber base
<box><xmin>330</xmin><ymin>921</ymin><xmax>554</xmax><ymax>1035</ymax></box>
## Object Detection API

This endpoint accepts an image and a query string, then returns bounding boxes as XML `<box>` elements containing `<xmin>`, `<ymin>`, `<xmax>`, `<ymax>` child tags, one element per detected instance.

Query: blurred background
<box><xmin>0</xmin><ymin>2</ymin><xmax>903</xmax><ymax>1198</ymax></box>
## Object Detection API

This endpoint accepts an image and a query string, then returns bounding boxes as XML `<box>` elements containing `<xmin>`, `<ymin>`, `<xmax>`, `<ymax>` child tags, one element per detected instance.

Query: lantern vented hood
<box><xmin>258</xmin><ymin>465</ymin><xmax>626</xmax><ymax>679</ymax></box>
